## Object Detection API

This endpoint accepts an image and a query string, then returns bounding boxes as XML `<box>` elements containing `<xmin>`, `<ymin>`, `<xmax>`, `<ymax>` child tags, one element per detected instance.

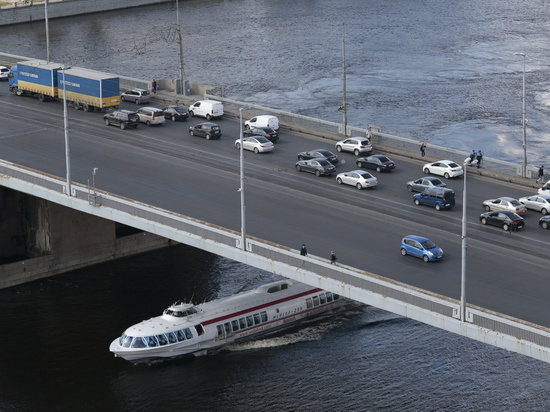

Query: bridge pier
<box><xmin>0</xmin><ymin>188</ymin><xmax>173</xmax><ymax>289</ymax></box>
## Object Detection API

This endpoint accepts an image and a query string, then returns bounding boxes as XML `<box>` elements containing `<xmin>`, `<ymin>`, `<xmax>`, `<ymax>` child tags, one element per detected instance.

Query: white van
<box><xmin>245</xmin><ymin>115</ymin><xmax>279</xmax><ymax>131</ymax></box>
<box><xmin>538</xmin><ymin>180</ymin><xmax>550</xmax><ymax>195</ymax></box>
<box><xmin>188</xmin><ymin>100</ymin><xmax>224</xmax><ymax>120</ymax></box>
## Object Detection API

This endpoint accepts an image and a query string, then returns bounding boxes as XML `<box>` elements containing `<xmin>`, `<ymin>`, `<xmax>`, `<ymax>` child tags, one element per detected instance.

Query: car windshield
<box><xmin>420</xmin><ymin>240</ymin><xmax>437</xmax><ymax>249</ymax></box>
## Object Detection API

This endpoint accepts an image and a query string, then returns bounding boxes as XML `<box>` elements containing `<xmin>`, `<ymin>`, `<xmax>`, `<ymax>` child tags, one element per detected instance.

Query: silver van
<box><xmin>135</xmin><ymin>107</ymin><xmax>165</xmax><ymax>126</ymax></box>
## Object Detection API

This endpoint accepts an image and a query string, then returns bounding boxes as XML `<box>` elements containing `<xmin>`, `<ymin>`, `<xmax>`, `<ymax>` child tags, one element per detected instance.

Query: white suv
<box><xmin>135</xmin><ymin>107</ymin><xmax>165</xmax><ymax>126</ymax></box>
<box><xmin>335</xmin><ymin>137</ymin><xmax>373</xmax><ymax>156</ymax></box>
<box><xmin>0</xmin><ymin>66</ymin><xmax>9</xmax><ymax>81</ymax></box>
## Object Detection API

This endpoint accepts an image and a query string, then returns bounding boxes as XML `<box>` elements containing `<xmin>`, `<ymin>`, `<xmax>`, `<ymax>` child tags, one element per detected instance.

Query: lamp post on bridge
<box><xmin>238</xmin><ymin>106</ymin><xmax>250</xmax><ymax>251</ymax></box>
<box><xmin>460</xmin><ymin>160</ymin><xmax>468</xmax><ymax>322</ymax></box>
<box><xmin>515</xmin><ymin>53</ymin><xmax>527</xmax><ymax>178</ymax></box>
<box><xmin>61</xmin><ymin>66</ymin><xmax>72</xmax><ymax>197</ymax></box>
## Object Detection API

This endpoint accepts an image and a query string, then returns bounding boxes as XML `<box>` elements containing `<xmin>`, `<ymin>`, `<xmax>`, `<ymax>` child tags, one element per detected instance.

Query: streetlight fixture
<box><xmin>238</xmin><ymin>106</ymin><xmax>250</xmax><ymax>251</ymax></box>
<box><xmin>515</xmin><ymin>53</ymin><xmax>527</xmax><ymax>178</ymax></box>
<box><xmin>61</xmin><ymin>66</ymin><xmax>72</xmax><ymax>196</ymax></box>
<box><xmin>460</xmin><ymin>160</ymin><xmax>468</xmax><ymax>322</ymax></box>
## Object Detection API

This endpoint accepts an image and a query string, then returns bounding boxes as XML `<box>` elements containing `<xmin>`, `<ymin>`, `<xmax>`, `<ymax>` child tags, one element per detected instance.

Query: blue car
<box><xmin>413</xmin><ymin>187</ymin><xmax>455</xmax><ymax>211</ymax></box>
<box><xmin>400</xmin><ymin>235</ymin><xmax>444</xmax><ymax>262</ymax></box>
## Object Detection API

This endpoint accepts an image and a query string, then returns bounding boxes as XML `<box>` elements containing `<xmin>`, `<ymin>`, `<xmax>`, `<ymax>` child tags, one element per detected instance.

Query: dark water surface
<box><xmin>2</xmin><ymin>1</ymin><xmax>550</xmax><ymax>410</ymax></box>
<box><xmin>1</xmin><ymin>245</ymin><xmax>550</xmax><ymax>412</ymax></box>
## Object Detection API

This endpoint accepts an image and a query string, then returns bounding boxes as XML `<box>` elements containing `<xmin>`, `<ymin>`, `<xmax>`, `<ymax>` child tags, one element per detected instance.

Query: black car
<box><xmin>297</xmin><ymin>149</ymin><xmax>339</xmax><ymax>164</ymax></box>
<box><xmin>103</xmin><ymin>110</ymin><xmax>140</xmax><ymax>130</ymax></box>
<box><xmin>356</xmin><ymin>154</ymin><xmax>395</xmax><ymax>172</ymax></box>
<box><xmin>243</xmin><ymin>126</ymin><xmax>279</xmax><ymax>143</ymax></box>
<box><xmin>162</xmin><ymin>105</ymin><xmax>189</xmax><ymax>122</ymax></box>
<box><xmin>295</xmin><ymin>158</ymin><xmax>336</xmax><ymax>176</ymax></box>
<box><xmin>479</xmin><ymin>210</ymin><xmax>525</xmax><ymax>231</ymax></box>
<box><xmin>189</xmin><ymin>122</ymin><xmax>221</xmax><ymax>139</ymax></box>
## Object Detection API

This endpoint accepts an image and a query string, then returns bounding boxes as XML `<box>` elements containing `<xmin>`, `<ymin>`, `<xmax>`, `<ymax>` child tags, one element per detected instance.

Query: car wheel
<box><xmin>254</xmin><ymin>147</ymin><xmax>259</xmax><ymax>153</ymax></box>
<box><xmin>135</xmin><ymin>99</ymin><xmax>140</xmax><ymax>105</ymax></box>
<box><xmin>376</xmin><ymin>166</ymin><xmax>382</xmax><ymax>173</ymax></box>
<box><xmin>189</xmin><ymin>130</ymin><xmax>194</xmax><ymax>136</ymax></box>
<box><xmin>503</xmin><ymin>223</ymin><xmax>510</xmax><ymax>231</ymax></box>
<box><xmin>298</xmin><ymin>156</ymin><xmax>304</xmax><ymax>160</ymax></box>
<box><xmin>354</xmin><ymin>149</ymin><xmax>360</xmax><ymax>156</ymax></box>
<box><xmin>336</xmin><ymin>145</ymin><xmax>343</xmax><ymax>152</ymax></box>
<box><xmin>120</xmin><ymin>122</ymin><xmax>126</xmax><ymax>130</ymax></box>
<box><xmin>356</xmin><ymin>183</ymin><xmax>362</xmax><ymax>190</ymax></box>
<box><xmin>435</xmin><ymin>204</ymin><xmax>441</xmax><ymax>211</ymax></box>
<box><xmin>337</xmin><ymin>177</ymin><xmax>343</xmax><ymax>185</ymax></box>
<box><xmin>121</xmin><ymin>96</ymin><xmax>126</xmax><ymax>101</ymax></box>
<box><xmin>245</xmin><ymin>124</ymin><xmax>250</xmax><ymax>130</ymax></box>
<box><xmin>542</xmin><ymin>221</ymin><xmax>549</xmax><ymax>229</ymax></box>
<box><xmin>189</xmin><ymin>111</ymin><xmax>194</xmax><ymax>117</ymax></box>
<box><xmin>206</xmin><ymin>114</ymin><xmax>211</xmax><ymax>120</ymax></box>
<box><xmin>400</xmin><ymin>248</ymin><xmax>407</xmax><ymax>256</ymax></box>
<box><xmin>444</xmin><ymin>172</ymin><xmax>450</xmax><ymax>179</ymax></box>
<box><xmin>315</xmin><ymin>170</ymin><xmax>321</xmax><ymax>177</ymax></box>
<box><xmin>481</xmin><ymin>217</ymin><xmax>487</xmax><ymax>225</ymax></box>
<box><xmin>357</xmin><ymin>161</ymin><xmax>363</xmax><ymax>168</ymax></box>
<box><xmin>407</xmin><ymin>185</ymin><xmax>413</xmax><ymax>192</ymax></box>
<box><xmin>484</xmin><ymin>205</ymin><xmax>491</xmax><ymax>212</ymax></box>
<box><xmin>424</xmin><ymin>168</ymin><xmax>430</xmax><ymax>174</ymax></box>
<box><xmin>235</xmin><ymin>143</ymin><xmax>241</xmax><ymax>149</ymax></box>
<box><xmin>296</xmin><ymin>165</ymin><xmax>302</xmax><ymax>172</ymax></box>
<box><xmin>104</xmin><ymin>118</ymin><xmax>110</xmax><ymax>126</ymax></box>
<box><xmin>543</xmin><ymin>208</ymin><xmax>549</xmax><ymax>215</ymax></box>
<box><xmin>414</xmin><ymin>199</ymin><xmax>421</xmax><ymax>206</ymax></box>
<box><xmin>423</xmin><ymin>255</ymin><xmax>430</xmax><ymax>263</ymax></box>
<box><xmin>146</xmin><ymin>120</ymin><xmax>151</xmax><ymax>126</ymax></box>
<box><xmin>206</xmin><ymin>134</ymin><xmax>212</xmax><ymax>140</ymax></box>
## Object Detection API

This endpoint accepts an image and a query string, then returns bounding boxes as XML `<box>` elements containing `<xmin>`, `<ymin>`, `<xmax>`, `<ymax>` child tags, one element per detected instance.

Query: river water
<box><xmin>1</xmin><ymin>1</ymin><xmax>550</xmax><ymax>410</ymax></box>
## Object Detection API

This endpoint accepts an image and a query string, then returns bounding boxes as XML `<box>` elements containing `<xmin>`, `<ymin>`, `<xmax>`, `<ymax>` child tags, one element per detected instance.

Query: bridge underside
<box><xmin>1</xmin><ymin>162</ymin><xmax>550</xmax><ymax>364</ymax></box>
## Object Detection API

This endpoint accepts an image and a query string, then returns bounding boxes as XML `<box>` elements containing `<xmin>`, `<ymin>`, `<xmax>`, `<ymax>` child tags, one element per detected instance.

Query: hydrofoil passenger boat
<box><xmin>109</xmin><ymin>279</ymin><xmax>348</xmax><ymax>362</ymax></box>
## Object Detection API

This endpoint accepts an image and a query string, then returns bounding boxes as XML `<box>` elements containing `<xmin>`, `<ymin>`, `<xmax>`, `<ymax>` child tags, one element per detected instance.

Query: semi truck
<box><xmin>8</xmin><ymin>59</ymin><xmax>121</xmax><ymax>111</ymax></box>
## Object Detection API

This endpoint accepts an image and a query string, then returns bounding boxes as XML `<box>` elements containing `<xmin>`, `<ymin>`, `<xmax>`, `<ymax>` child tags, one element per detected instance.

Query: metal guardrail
<box><xmin>1</xmin><ymin>160</ymin><xmax>550</xmax><ymax>361</ymax></box>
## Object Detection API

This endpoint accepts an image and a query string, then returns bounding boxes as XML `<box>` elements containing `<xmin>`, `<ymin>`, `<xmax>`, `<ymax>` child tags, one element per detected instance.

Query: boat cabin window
<box><xmin>306</xmin><ymin>298</ymin><xmax>312</xmax><ymax>309</ymax></box>
<box><xmin>326</xmin><ymin>292</ymin><xmax>333</xmax><ymax>302</ymax></box>
<box><xmin>246</xmin><ymin>316</ymin><xmax>253</xmax><ymax>327</ymax></box>
<box><xmin>157</xmin><ymin>334</ymin><xmax>168</xmax><ymax>346</ymax></box>
<box><xmin>184</xmin><ymin>328</ymin><xmax>193</xmax><ymax>339</ymax></box>
<box><xmin>312</xmin><ymin>296</ymin><xmax>320</xmax><ymax>307</ymax></box>
<box><xmin>148</xmin><ymin>336</ymin><xmax>158</xmax><ymax>347</ymax></box>
<box><xmin>131</xmin><ymin>337</ymin><xmax>147</xmax><ymax>348</ymax></box>
<box><xmin>164</xmin><ymin>307</ymin><xmax>198</xmax><ymax>317</ymax></box>
<box><xmin>232</xmin><ymin>320</ymin><xmax>239</xmax><ymax>332</ymax></box>
<box><xmin>239</xmin><ymin>318</ymin><xmax>247</xmax><ymax>329</ymax></box>
<box><xmin>176</xmin><ymin>330</ymin><xmax>186</xmax><ymax>341</ymax></box>
<box><xmin>267</xmin><ymin>282</ymin><xmax>289</xmax><ymax>293</ymax></box>
<box><xmin>216</xmin><ymin>325</ymin><xmax>224</xmax><ymax>337</ymax></box>
<box><xmin>319</xmin><ymin>293</ymin><xmax>326</xmax><ymax>304</ymax></box>
<box><xmin>167</xmin><ymin>332</ymin><xmax>177</xmax><ymax>344</ymax></box>
<box><xmin>253</xmin><ymin>313</ymin><xmax>261</xmax><ymax>325</ymax></box>
<box><xmin>261</xmin><ymin>311</ymin><xmax>268</xmax><ymax>322</ymax></box>
<box><xmin>121</xmin><ymin>334</ymin><xmax>132</xmax><ymax>348</ymax></box>
<box><xmin>224</xmin><ymin>323</ymin><xmax>231</xmax><ymax>334</ymax></box>
<box><xmin>195</xmin><ymin>324</ymin><xmax>205</xmax><ymax>336</ymax></box>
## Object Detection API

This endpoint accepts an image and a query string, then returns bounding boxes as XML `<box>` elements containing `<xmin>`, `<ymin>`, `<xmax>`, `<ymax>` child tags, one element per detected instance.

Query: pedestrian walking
<box><xmin>420</xmin><ymin>141</ymin><xmax>427</xmax><ymax>157</ymax></box>
<box><xmin>300</xmin><ymin>244</ymin><xmax>308</xmax><ymax>256</ymax></box>
<box><xmin>537</xmin><ymin>165</ymin><xmax>545</xmax><ymax>183</ymax></box>
<box><xmin>151</xmin><ymin>79</ymin><xmax>157</xmax><ymax>93</ymax></box>
<box><xmin>469</xmin><ymin>150</ymin><xmax>476</xmax><ymax>166</ymax></box>
<box><xmin>330</xmin><ymin>251</ymin><xmax>337</xmax><ymax>264</ymax></box>
<box><xmin>476</xmin><ymin>150</ymin><xmax>483</xmax><ymax>168</ymax></box>
<box><xmin>366</xmin><ymin>127</ymin><xmax>373</xmax><ymax>140</ymax></box>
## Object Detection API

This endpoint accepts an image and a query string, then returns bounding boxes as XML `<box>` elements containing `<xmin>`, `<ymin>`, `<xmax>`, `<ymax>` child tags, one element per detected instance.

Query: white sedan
<box><xmin>519</xmin><ymin>195</ymin><xmax>550</xmax><ymax>214</ymax></box>
<box><xmin>336</xmin><ymin>170</ymin><xmax>378</xmax><ymax>189</ymax></box>
<box><xmin>423</xmin><ymin>160</ymin><xmax>463</xmax><ymax>178</ymax></box>
<box><xmin>235</xmin><ymin>136</ymin><xmax>274</xmax><ymax>153</ymax></box>
<box><xmin>483</xmin><ymin>197</ymin><xmax>527</xmax><ymax>214</ymax></box>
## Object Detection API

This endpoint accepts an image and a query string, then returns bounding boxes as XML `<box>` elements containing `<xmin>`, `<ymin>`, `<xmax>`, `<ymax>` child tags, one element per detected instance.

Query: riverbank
<box><xmin>0</xmin><ymin>0</ymin><xmax>172</xmax><ymax>26</ymax></box>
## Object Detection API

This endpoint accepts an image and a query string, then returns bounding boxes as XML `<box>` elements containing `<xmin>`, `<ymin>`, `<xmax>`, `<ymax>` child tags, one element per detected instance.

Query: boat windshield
<box><xmin>164</xmin><ymin>307</ymin><xmax>198</xmax><ymax>317</ymax></box>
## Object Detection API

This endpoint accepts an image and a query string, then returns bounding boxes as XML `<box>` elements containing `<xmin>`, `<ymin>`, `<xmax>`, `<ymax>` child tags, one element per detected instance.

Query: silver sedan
<box><xmin>519</xmin><ymin>194</ymin><xmax>550</xmax><ymax>215</ymax></box>
<box><xmin>482</xmin><ymin>197</ymin><xmax>527</xmax><ymax>215</ymax></box>
<box><xmin>336</xmin><ymin>170</ymin><xmax>378</xmax><ymax>189</ymax></box>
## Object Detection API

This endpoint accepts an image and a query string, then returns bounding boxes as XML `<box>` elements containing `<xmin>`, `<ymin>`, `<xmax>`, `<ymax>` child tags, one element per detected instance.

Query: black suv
<box><xmin>188</xmin><ymin>122</ymin><xmax>221</xmax><ymax>140</ymax></box>
<box><xmin>103</xmin><ymin>110</ymin><xmax>140</xmax><ymax>130</ymax></box>
<box><xmin>243</xmin><ymin>126</ymin><xmax>279</xmax><ymax>143</ymax></box>
<box><xmin>162</xmin><ymin>105</ymin><xmax>189</xmax><ymax>122</ymax></box>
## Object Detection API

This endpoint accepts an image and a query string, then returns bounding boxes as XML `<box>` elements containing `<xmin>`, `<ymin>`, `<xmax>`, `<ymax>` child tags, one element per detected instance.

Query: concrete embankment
<box><xmin>0</xmin><ymin>0</ymin><xmax>172</xmax><ymax>26</ymax></box>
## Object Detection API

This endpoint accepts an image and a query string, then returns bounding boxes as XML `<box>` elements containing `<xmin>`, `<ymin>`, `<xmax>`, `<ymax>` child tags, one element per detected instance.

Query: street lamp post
<box><xmin>460</xmin><ymin>161</ymin><xmax>467</xmax><ymax>321</ymax></box>
<box><xmin>175</xmin><ymin>0</ymin><xmax>185</xmax><ymax>94</ymax></box>
<box><xmin>61</xmin><ymin>67</ymin><xmax>72</xmax><ymax>196</ymax></box>
<box><xmin>515</xmin><ymin>53</ymin><xmax>527</xmax><ymax>178</ymax></box>
<box><xmin>341</xmin><ymin>22</ymin><xmax>347</xmax><ymax>136</ymax></box>
<box><xmin>238</xmin><ymin>106</ymin><xmax>250</xmax><ymax>251</ymax></box>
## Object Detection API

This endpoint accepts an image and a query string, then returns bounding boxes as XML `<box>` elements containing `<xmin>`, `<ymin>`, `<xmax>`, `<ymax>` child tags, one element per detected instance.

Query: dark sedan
<box><xmin>356</xmin><ymin>154</ymin><xmax>395</xmax><ymax>172</ymax></box>
<box><xmin>244</xmin><ymin>126</ymin><xmax>279</xmax><ymax>143</ymax></box>
<box><xmin>295</xmin><ymin>158</ymin><xmax>336</xmax><ymax>176</ymax></box>
<box><xmin>479</xmin><ymin>210</ymin><xmax>525</xmax><ymax>231</ymax></box>
<box><xmin>162</xmin><ymin>106</ymin><xmax>189</xmax><ymax>121</ymax></box>
<box><xmin>297</xmin><ymin>149</ymin><xmax>339</xmax><ymax>164</ymax></box>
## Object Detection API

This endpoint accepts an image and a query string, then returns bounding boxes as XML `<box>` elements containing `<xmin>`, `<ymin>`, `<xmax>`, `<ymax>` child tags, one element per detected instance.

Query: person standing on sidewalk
<box><xmin>330</xmin><ymin>251</ymin><xmax>337</xmax><ymax>264</ymax></box>
<box><xmin>476</xmin><ymin>150</ymin><xmax>483</xmax><ymax>168</ymax></box>
<box><xmin>151</xmin><ymin>79</ymin><xmax>157</xmax><ymax>94</ymax></box>
<box><xmin>537</xmin><ymin>165</ymin><xmax>545</xmax><ymax>183</ymax></box>
<box><xmin>420</xmin><ymin>141</ymin><xmax>427</xmax><ymax>157</ymax></box>
<box><xmin>300</xmin><ymin>244</ymin><xmax>308</xmax><ymax>256</ymax></box>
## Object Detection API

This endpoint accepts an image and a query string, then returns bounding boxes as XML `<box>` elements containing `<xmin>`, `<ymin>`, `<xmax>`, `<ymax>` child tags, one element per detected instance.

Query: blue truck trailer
<box><xmin>9</xmin><ymin>59</ymin><xmax>120</xmax><ymax>111</ymax></box>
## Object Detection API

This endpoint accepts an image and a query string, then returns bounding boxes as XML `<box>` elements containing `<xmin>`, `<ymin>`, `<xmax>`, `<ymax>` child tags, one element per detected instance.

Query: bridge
<box><xmin>1</xmin><ymin>70</ymin><xmax>549</xmax><ymax>362</ymax></box>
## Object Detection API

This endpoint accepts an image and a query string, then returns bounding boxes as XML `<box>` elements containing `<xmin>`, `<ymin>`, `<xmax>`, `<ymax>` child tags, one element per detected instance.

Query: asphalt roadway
<box><xmin>2</xmin><ymin>86</ymin><xmax>550</xmax><ymax>328</ymax></box>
